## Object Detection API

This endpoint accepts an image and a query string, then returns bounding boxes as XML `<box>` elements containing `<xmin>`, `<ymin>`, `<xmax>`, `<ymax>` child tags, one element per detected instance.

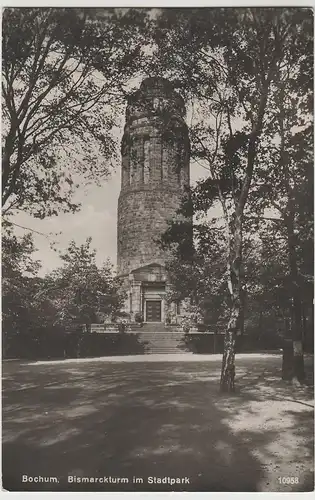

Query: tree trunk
<box><xmin>282</xmin><ymin>213</ymin><xmax>305</xmax><ymax>382</ymax></box>
<box><xmin>258</xmin><ymin>310</ymin><xmax>263</xmax><ymax>344</ymax></box>
<box><xmin>220</xmin><ymin>213</ymin><xmax>242</xmax><ymax>392</ymax></box>
<box><xmin>292</xmin><ymin>338</ymin><xmax>305</xmax><ymax>382</ymax></box>
<box><xmin>239</xmin><ymin>284</ymin><xmax>246</xmax><ymax>336</ymax></box>
<box><xmin>282</xmin><ymin>338</ymin><xmax>294</xmax><ymax>380</ymax></box>
<box><xmin>218</xmin><ymin>78</ymin><xmax>269</xmax><ymax>391</ymax></box>
<box><xmin>302</xmin><ymin>303</ymin><xmax>307</xmax><ymax>341</ymax></box>
<box><xmin>220</xmin><ymin>308</ymin><xmax>238</xmax><ymax>392</ymax></box>
<box><xmin>282</xmin><ymin>213</ymin><xmax>305</xmax><ymax>383</ymax></box>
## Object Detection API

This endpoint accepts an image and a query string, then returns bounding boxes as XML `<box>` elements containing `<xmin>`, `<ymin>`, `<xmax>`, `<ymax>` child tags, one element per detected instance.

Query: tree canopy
<box><xmin>151</xmin><ymin>7</ymin><xmax>313</xmax><ymax>387</ymax></box>
<box><xmin>43</xmin><ymin>238</ymin><xmax>125</xmax><ymax>328</ymax></box>
<box><xmin>2</xmin><ymin>7</ymin><xmax>148</xmax><ymax>217</ymax></box>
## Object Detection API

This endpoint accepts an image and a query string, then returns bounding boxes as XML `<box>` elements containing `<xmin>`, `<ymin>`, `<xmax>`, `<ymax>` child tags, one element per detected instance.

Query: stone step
<box><xmin>144</xmin><ymin>347</ymin><xmax>184</xmax><ymax>350</ymax></box>
<box><xmin>138</xmin><ymin>333</ymin><xmax>183</xmax><ymax>336</ymax></box>
<box><xmin>141</xmin><ymin>339</ymin><xmax>183</xmax><ymax>343</ymax></box>
<box><xmin>146</xmin><ymin>346</ymin><xmax>186</xmax><ymax>350</ymax></box>
<box><xmin>141</xmin><ymin>338</ymin><xmax>184</xmax><ymax>341</ymax></box>
<box><xmin>138</xmin><ymin>329</ymin><xmax>187</xmax><ymax>353</ymax></box>
<box><xmin>145</xmin><ymin>350</ymin><xmax>187</xmax><ymax>354</ymax></box>
<box><xmin>142</xmin><ymin>343</ymin><xmax>184</xmax><ymax>347</ymax></box>
<box><xmin>145</xmin><ymin>348</ymin><xmax>186</xmax><ymax>351</ymax></box>
<box><xmin>144</xmin><ymin>343</ymin><xmax>186</xmax><ymax>348</ymax></box>
<box><xmin>140</xmin><ymin>333</ymin><xmax>183</xmax><ymax>337</ymax></box>
<box><xmin>146</xmin><ymin>352</ymin><xmax>186</xmax><ymax>355</ymax></box>
<box><xmin>139</xmin><ymin>324</ymin><xmax>181</xmax><ymax>333</ymax></box>
<box><xmin>140</xmin><ymin>339</ymin><xmax>183</xmax><ymax>343</ymax></box>
<box><xmin>138</xmin><ymin>334</ymin><xmax>184</xmax><ymax>338</ymax></box>
<box><xmin>143</xmin><ymin>342</ymin><xmax>184</xmax><ymax>345</ymax></box>
<box><xmin>142</xmin><ymin>341</ymin><xmax>184</xmax><ymax>344</ymax></box>
<box><xmin>142</xmin><ymin>340</ymin><xmax>183</xmax><ymax>343</ymax></box>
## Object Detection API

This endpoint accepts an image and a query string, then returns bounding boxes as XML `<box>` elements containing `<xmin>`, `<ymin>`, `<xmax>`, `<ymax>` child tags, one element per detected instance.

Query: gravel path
<box><xmin>2</xmin><ymin>354</ymin><xmax>314</xmax><ymax>492</ymax></box>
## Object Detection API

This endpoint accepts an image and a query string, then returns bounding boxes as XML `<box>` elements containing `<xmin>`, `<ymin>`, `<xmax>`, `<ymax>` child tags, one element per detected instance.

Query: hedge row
<box><xmin>3</xmin><ymin>329</ymin><xmax>313</xmax><ymax>360</ymax></box>
<box><xmin>3</xmin><ymin>330</ymin><xmax>147</xmax><ymax>360</ymax></box>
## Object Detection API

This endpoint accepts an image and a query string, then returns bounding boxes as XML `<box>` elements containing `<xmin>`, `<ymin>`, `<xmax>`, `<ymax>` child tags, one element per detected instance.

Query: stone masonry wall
<box><xmin>118</xmin><ymin>188</ymin><xmax>185</xmax><ymax>275</ymax></box>
<box><xmin>117</xmin><ymin>77</ymin><xmax>191</xmax><ymax>277</ymax></box>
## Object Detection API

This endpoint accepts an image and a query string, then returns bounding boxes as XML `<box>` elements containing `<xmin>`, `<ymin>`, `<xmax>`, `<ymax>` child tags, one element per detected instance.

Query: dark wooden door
<box><xmin>146</xmin><ymin>300</ymin><xmax>162</xmax><ymax>322</ymax></box>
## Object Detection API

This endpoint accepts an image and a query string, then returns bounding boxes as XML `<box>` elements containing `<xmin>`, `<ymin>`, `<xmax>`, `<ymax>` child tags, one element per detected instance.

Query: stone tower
<box><xmin>117</xmin><ymin>77</ymin><xmax>190</xmax><ymax>323</ymax></box>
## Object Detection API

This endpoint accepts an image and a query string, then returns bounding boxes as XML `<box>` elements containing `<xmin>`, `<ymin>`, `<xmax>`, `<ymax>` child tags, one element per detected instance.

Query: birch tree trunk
<box><xmin>218</xmin><ymin>62</ymin><xmax>274</xmax><ymax>391</ymax></box>
<box><xmin>220</xmin><ymin>212</ymin><xmax>242</xmax><ymax>392</ymax></box>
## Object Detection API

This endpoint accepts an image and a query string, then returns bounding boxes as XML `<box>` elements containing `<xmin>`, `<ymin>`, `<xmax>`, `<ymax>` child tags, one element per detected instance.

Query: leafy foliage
<box><xmin>152</xmin><ymin>8</ymin><xmax>313</xmax><ymax>384</ymax></box>
<box><xmin>2</xmin><ymin>227</ymin><xmax>43</xmax><ymax>355</ymax></box>
<box><xmin>2</xmin><ymin>7</ymin><xmax>149</xmax><ymax>217</ymax></box>
<box><xmin>163</xmin><ymin>221</ymin><xmax>230</xmax><ymax>327</ymax></box>
<box><xmin>2</xmin><ymin>232</ymin><xmax>125</xmax><ymax>357</ymax></box>
<box><xmin>40</xmin><ymin>238</ymin><xmax>125</xmax><ymax>329</ymax></box>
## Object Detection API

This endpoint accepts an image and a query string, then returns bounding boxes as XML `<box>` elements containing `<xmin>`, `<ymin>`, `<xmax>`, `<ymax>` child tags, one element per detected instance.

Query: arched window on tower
<box><xmin>143</xmin><ymin>139</ymin><xmax>150</xmax><ymax>184</ymax></box>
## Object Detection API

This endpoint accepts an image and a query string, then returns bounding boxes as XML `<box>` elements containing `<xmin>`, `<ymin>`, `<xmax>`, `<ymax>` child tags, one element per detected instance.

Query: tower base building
<box><xmin>117</xmin><ymin>78</ymin><xmax>191</xmax><ymax>324</ymax></box>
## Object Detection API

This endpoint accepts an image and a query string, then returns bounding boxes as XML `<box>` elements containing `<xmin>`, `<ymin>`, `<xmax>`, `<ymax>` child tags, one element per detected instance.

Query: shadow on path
<box><xmin>2</xmin><ymin>355</ymin><xmax>314</xmax><ymax>492</ymax></box>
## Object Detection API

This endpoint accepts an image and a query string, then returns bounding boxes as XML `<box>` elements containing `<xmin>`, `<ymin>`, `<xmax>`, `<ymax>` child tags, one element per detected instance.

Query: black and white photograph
<box><xmin>1</xmin><ymin>5</ymin><xmax>314</xmax><ymax>493</ymax></box>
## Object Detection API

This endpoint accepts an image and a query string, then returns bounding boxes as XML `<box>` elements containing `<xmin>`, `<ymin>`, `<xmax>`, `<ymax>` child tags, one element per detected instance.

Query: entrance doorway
<box><xmin>145</xmin><ymin>300</ymin><xmax>162</xmax><ymax>322</ymax></box>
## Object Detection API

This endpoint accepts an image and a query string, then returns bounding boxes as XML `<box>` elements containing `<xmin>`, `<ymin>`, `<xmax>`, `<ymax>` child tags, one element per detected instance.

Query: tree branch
<box><xmin>2</xmin><ymin>219</ymin><xmax>51</xmax><ymax>238</ymax></box>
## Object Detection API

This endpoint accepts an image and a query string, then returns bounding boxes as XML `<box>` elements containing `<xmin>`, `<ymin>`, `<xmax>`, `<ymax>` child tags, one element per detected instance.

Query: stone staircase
<box><xmin>137</xmin><ymin>323</ymin><xmax>187</xmax><ymax>354</ymax></box>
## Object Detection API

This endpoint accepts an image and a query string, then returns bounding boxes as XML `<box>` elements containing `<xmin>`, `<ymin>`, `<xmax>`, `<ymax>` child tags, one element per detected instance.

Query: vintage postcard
<box><xmin>1</xmin><ymin>5</ymin><xmax>314</xmax><ymax>493</ymax></box>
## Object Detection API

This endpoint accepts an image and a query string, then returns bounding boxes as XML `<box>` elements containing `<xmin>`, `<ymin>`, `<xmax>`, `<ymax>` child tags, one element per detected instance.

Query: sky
<box><xmin>11</xmin><ymin>173</ymin><xmax>121</xmax><ymax>275</ymax></box>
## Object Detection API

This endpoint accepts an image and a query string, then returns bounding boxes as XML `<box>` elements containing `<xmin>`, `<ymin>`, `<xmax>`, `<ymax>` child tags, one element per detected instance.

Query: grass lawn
<box><xmin>2</xmin><ymin>353</ymin><xmax>314</xmax><ymax>492</ymax></box>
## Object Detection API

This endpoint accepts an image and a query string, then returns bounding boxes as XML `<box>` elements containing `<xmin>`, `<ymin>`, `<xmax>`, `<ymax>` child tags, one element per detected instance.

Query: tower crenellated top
<box><xmin>120</xmin><ymin>77</ymin><xmax>189</xmax><ymax>194</ymax></box>
<box><xmin>125</xmin><ymin>77</ymin><xmax>186</xmax><ymax>125</ymax></box>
